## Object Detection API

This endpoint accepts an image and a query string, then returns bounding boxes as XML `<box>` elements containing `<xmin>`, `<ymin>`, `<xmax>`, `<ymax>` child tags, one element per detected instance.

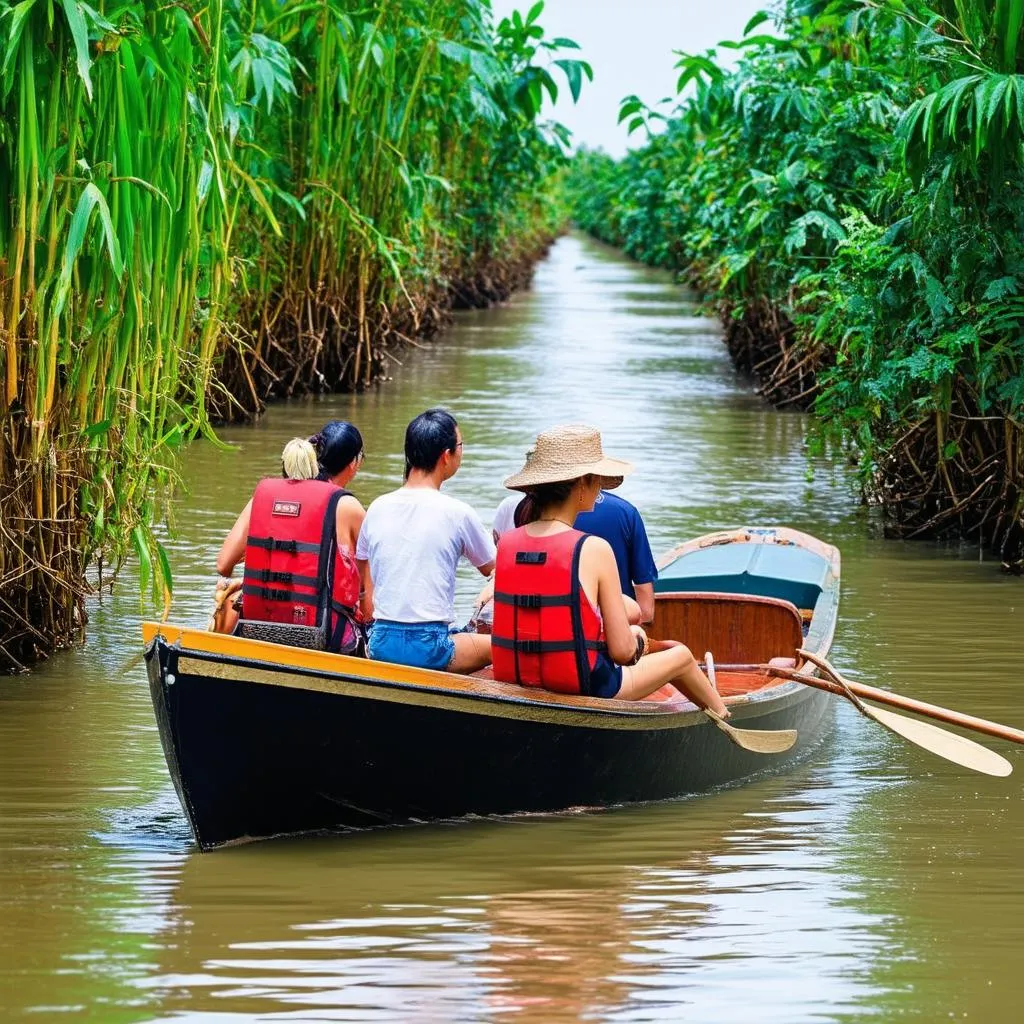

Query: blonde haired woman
<box><xmin>213</xmin><ymin>426</ymin><xmax>367</xmax><ymax>652</ymax></box>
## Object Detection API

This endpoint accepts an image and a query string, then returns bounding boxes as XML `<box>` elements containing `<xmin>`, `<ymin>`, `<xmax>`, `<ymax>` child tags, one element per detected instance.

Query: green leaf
<box><xmin>58</xmin><ymin>0</ymin><xmax>93</xmax><ymax>100</ymax></box>
<box><xmin>156</xmin><ymin>541</ymin><xmax>174</xmax><ymax>596</ymax></box>
<box><xmin>2</xmin><ymin>1</ymin><xmax>39</xmax><ymax>85</ymax></box>
<box><xmin>132</xmin><ymin>525</ymin><xmax>152</xmax><ymax>594</ymax></box>
<box><xmin>83</xmin><ymin>418</ymin><xmax>113</xmax><ymax>438</ymax></box>
<box><xmin>52</xmin><ymin>183</ymin><xmax>124</xmax><ymax>320</ymax></box>
<box><xmin>554</xmin><ymin>58</ymin><xmax>583</xmax><ymax>103</ymax></box>
<box><xmin>743</xmin><ymin>10</ymin><xmax>770</xmax><ymax>35</ymax></box>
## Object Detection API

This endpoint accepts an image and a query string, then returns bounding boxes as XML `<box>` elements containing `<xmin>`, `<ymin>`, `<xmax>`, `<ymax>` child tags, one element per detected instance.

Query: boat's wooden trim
<box><xmin>657</xmin><ymin>526</ymin><xmax>842</xmax><ymax>578</ymax></box>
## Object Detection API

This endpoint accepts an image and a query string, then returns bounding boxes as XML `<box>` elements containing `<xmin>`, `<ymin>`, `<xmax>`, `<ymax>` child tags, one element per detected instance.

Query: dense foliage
<box><xmin>566</xmin><ymin>0</ymin><xmax>1024</xmax><ymax>569</ymax></box>
<box><xmin>0</xmin><ymin>0</ymin><xmax>589</xmax><ymax>667</ymax></box>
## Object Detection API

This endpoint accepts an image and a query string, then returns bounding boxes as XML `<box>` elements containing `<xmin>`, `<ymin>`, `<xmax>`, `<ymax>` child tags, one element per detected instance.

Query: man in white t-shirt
<box><xmin>356</xmin><ymin>408</ymin><xmax>495</xmax><ymax>673</ymax></box>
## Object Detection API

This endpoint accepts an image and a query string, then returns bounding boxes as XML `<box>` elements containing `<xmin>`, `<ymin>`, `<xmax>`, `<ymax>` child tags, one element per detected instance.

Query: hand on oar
<box><xmin>702</xmin><ymin>651</ymin><xmax>798</xmax><ymax>755</ymax></box>
<box><xmin>770</xmin><ymin>652</ymin><xmax>1012</xmax><ymax>778</ymax></box>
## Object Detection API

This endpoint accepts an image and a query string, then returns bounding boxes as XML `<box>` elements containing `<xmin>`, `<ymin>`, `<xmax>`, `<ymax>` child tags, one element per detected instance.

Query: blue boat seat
<box><xmin>656</xmin><ymin>542</ymin><xmax>829</xmax><ymax>610</ymax></box>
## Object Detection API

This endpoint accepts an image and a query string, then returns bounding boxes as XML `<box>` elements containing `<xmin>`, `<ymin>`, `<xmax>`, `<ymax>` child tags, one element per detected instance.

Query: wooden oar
<box><xmin>770</xmin><ymin>653</ymin><xmax>1012</xmax><ymax>778</ymax></box>
<box><xmin>797</xmin><ymin>649</ymin><xmax>1024</xmax><ymax>747</ymax></box>
<box><xmin>701</xmin><ymin>651</ymin><xmax>798</xmax><ymax>754</ymax></box>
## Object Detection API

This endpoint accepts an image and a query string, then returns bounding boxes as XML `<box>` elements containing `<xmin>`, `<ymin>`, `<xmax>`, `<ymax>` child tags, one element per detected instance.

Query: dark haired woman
<box><xmin>490</xmin><ymin>424</ymin><xmax>728</xmax><ymax>711</ymax></box>
<box><xmin>215</xmin><ymin>421</ymin><xmax>368</xmax><ymax>652</ymax></box>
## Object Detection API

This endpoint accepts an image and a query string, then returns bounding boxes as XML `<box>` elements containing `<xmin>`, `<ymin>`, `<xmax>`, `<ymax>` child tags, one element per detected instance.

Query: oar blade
<box><xmin>865</xmin><ymin>704</ymin><xmax>1013</xmax><ymax>778</ymax></box>
<box><xmin>704</xmin><ymin>711</ymin><xmax>798</xmax><ymax>754</ymax></box>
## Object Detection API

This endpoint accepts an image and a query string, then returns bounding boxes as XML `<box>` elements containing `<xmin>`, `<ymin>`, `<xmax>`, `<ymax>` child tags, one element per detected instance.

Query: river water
<box><xmin>2</xmin><ymin>233</ymin><xmax>1023</xmax><ymax>1022</ymax></box>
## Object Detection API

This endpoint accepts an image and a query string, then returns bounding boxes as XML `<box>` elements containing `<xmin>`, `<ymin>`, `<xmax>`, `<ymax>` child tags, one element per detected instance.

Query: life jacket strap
<box><xmin>244</xmin><ymin>567</ymin><xmax>322</xmax><ymax>589</ymax></box>
<box><xmin>248</xmin><ymin>535</ymin><xmax>321</xmax><ymax>555</ymax></box>
<box><xmin>242</xmin><ymin>584</ymin><xmax>320</xmax><ymax>608</ymax></box>
<box><xmin>491</xmin><ymin>636</ymin><xmax>606</xmax><ymax>654</ymax></box>
<box><xmin>493</xmin><ymin>591</ymin><xmax>572</xmax><ymax>609</ymax></box>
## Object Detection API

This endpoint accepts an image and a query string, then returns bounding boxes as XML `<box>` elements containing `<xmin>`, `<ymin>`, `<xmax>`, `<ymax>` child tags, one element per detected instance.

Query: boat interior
<box><xmin>467</xmin><ymin>589</ymin><xmax>814</xmax><ymax>703</ymax></box>
<box><xmin>643</xmin><ymin>591</ymin><xmax>808</xmax><ymax>700</ymax></box>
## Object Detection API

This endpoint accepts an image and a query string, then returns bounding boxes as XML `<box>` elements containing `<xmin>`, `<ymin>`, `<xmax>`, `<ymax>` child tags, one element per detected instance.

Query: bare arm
<box><xmin>476</xmin><ymin>558</ymin><xmax>495</xmax><ymax>578</ymax></box>
<box><xmin>335</xmin><ymin>495</ymin><xmax>365</xmax><ymax>553</ymax></box>
<box><xmin>357</xmin><ymin>558</ymin><xmax>374</xmax><ymax>621</ymax></box>
<box><xmin>634</xmin><ymin>583</ymin><xmax>655</xmax><ymax>625</ymax></box>
<box><xmin>217</xmin><ymin>499</ymin><xmax>252</xmax><ymax>577</ymax></box>
<box><xmin>586</xmin><ymin>537</ymin><xmax>638</xmax><ymax>665</ymax></box>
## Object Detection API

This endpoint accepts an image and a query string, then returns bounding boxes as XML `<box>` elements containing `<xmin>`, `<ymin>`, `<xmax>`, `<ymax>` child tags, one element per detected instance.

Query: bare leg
<box><xmin>623</xmin><ymin>595</ymin><xmax>642</xmax><ymax>625</ymax></box>
<box><xmin>447</xmin><ymin>631</ymin><xmax>492</xmax><ymax>674</ymax></box>
<box><xmin>618</xmin><ymin>644</ymin><xmax>728</xmax><ymax>715</ymax></box>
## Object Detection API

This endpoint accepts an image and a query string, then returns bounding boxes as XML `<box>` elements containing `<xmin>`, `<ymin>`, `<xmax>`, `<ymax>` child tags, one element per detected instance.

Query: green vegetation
<box><xmin>566</xmin><ymin>0</ymin><xmax>1024</xmax><ymax>570</ymax></box>
<box><xmin>0</xmin><ymin>0</ymin><xmax>589</xmax><ymax>669</ymax></box>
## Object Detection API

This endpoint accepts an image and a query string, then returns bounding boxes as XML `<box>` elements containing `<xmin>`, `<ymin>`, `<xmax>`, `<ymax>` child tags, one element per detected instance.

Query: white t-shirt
<box><xmin>356</xmin><ymin>487</ymin><xmax>496</xmax><ymax>623</ymax></box>
<box><xmin>492</xmin><ymin>493</ymin><xmax>524</xmax><ymax>539</ymax></box>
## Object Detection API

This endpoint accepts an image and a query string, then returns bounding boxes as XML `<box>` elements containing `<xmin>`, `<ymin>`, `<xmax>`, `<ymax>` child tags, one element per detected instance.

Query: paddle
<box><xmin>699</xmin><ymin>650</ymin><xmax>798</xmax><ymax>754</ymax></box>
<box><xmin>769</xmin><ymin>652</ymin><xmax>1012</xmax><ymax>778</ymax></box>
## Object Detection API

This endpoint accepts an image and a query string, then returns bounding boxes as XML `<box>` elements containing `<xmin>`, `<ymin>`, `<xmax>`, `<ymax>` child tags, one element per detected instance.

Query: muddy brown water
<box><xmin>2</xmin><ymin>233</ymin><xmax>1023</xmax><ymax>1022</ymax></box>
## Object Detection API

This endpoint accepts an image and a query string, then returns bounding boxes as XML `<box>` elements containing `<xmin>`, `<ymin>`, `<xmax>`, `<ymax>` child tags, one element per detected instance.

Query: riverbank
<box><xmin>565</xmin><ymin>2</ymin><xmax>1024</xmax><ymax>573</ymax></box>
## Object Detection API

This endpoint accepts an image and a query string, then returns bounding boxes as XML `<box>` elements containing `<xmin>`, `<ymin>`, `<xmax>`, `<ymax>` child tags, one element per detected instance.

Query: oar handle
<box><xmin>774</xmin><ymin>661</ymin><xmax>1024</xmax><ymax>748</ymax></box>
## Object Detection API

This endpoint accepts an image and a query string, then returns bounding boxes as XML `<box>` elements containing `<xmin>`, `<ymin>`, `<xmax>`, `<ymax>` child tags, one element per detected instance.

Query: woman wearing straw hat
<box><xmin>490</xmin><ymin>425</ymin><xmax>728</xmax><ymax>712</ymax></box>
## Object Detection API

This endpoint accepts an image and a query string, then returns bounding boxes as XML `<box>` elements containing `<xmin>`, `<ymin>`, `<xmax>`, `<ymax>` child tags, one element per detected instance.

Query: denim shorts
<box><xmin>368</xmin><ymin>620</ymin><xmax>456</xmax><ymax>671</ymax></box>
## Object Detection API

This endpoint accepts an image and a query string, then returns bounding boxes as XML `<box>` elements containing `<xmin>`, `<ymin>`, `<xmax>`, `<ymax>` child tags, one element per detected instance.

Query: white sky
<box><xmin>490</xmin><ymin>0</ymin><xmax>769</xmax><ymax>155</ymax></box>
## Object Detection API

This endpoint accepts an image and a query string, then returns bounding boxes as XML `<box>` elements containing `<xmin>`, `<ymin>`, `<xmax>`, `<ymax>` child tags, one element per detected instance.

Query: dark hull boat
<box><xmin>143</xmin><ymin>526</ymin><xmax>840</xmax><ymax>850</ymax></box>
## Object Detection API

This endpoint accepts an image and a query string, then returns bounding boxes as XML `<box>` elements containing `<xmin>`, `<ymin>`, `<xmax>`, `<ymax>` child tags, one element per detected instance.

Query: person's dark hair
<box><xmin>516</xmin><ymin>479</ymin><xmax>578</xmax><ymax>525</ymax></box>
<box><xmin>404</xmin><ymin>408</ymin><xmax>458</xmax><ymax>478</ymax></box>
<box><xmin>310</xmin><ymin>420</ymin><xmax>363</xmax><ymax>481</ymax></box>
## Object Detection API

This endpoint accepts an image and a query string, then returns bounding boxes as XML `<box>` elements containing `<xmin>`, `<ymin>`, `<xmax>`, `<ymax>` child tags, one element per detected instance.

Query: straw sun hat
<box><xmin>503</xmin><ymin>424</ymin><xmax>633</xmax><ymax>492</ymax></box>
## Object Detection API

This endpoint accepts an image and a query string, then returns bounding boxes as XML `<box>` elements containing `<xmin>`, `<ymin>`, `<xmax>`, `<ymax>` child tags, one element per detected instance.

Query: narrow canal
<box><xmin>2</xmin><ymin>233</ymin><xmax>1023</xmax><ymax>1021</ymax></box>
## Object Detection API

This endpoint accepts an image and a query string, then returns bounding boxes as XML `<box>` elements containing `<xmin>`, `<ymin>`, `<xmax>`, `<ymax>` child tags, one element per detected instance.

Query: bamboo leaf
<box><xmin>52</xmin><ymin>183</ymin><xmax>123</xmax><ymax>320</ymax></box>
<box><xmin>83</xmin><ymin>418</ymin><xmax>113</xmax><ymax>438</ymax></box>
<box><xmin>58</xmin><ymin>0</ymin><xmax>93</xmax><ymax>100</ymax></box>
<box><xmin>132</xmin><ymin>526</ymin><xmax>152</xmax><ymax>595</ymax></box>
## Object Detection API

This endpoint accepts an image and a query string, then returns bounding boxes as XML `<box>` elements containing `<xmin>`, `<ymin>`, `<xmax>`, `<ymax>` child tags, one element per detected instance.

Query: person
<box><xmin>490</xmin><ymin>424</ymin><xmax>728</xmax><ymax>711</ymax></box>
<box><xmin>356</xmin><ymin>408</ymin><xmax>495</xmax><ymax>673</ymax></box>
<box><xmin>574</xmin><ymin>489</ymin><xmax>658</xmax><ymax>624</ymax></box>
<box><xmin>210</xmin><ymin>436</ymin><xmax>317</xmax><ymax>634</ymax></box>
<box><xmin>487</xmin><ymin>480</ymin><xmax>657</xmax><ymax>626</ymax></box>
<box><xmin>216</xmin><ymin>421</ymin><xmax>367</xmax><ymax>652</ymax></box>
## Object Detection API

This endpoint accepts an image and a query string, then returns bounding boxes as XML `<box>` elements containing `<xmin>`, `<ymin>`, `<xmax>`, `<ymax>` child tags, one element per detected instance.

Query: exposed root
<box><xmin>870</xmin><ymin>383</ymin><xmax>1024</xmax><ymax>570</ymax></box>
<box><xmin>719</xmin><ymin>299</ymin><xmax>824</xmax><ymax>409</ymax></box>
<box><xmin>706</xmin><ymin>297</ymin><xmax>1023</xmax><ymax>567</ymax></box>
<box><xmin>211</xmin><ymin>238</ymin><xmax>556</xmax><ymax>423</ymax></box>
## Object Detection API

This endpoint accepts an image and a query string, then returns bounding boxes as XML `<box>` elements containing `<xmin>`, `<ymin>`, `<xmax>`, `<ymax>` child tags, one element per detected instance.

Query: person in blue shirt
<box><xmin>489</xmin><ymin>488</ymin><xmax>658</xmax><ymax>625</ymax></box>
<box><xmin>574</xmin><ymin>490</ymin><xmax>658</xmax><ymax>624</ymax></box>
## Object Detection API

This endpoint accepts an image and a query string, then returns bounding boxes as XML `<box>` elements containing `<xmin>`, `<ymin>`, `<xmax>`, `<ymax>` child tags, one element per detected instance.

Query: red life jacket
<box><xmin>242</xmin><ymin>479</ymin><xmax>361</xmax><ymax>645</ymax></box>
<box><xmin>491</xmin><ymin>526</ymin><xmax>605</xmax><ymax>696</ymax></box>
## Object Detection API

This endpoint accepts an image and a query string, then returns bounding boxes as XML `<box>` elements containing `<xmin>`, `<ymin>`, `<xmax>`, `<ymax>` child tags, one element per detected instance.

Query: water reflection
<box><xmin>1</xmin><ymin>233</ymin><xmax>1023</xmax><ymax>1021</ymax></box>
<box><xmin>123</xmin><ymin>772</ymin><xmax>895</xmax><ymax>1023</ymax></box>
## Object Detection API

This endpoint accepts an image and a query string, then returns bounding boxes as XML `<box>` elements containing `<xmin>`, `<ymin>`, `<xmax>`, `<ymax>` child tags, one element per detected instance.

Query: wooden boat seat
<box><xmin>651</xmin><ymin>591</ymin><xmax>804</xmax><ymax>666</ymax></box>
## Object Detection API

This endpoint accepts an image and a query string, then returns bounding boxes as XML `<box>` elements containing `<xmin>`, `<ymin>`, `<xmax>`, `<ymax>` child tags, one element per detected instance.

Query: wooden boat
<box><xmin>143</xmin><ymin>526</ymin><xmax>840</xmax><ymax>850</ymax></box>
